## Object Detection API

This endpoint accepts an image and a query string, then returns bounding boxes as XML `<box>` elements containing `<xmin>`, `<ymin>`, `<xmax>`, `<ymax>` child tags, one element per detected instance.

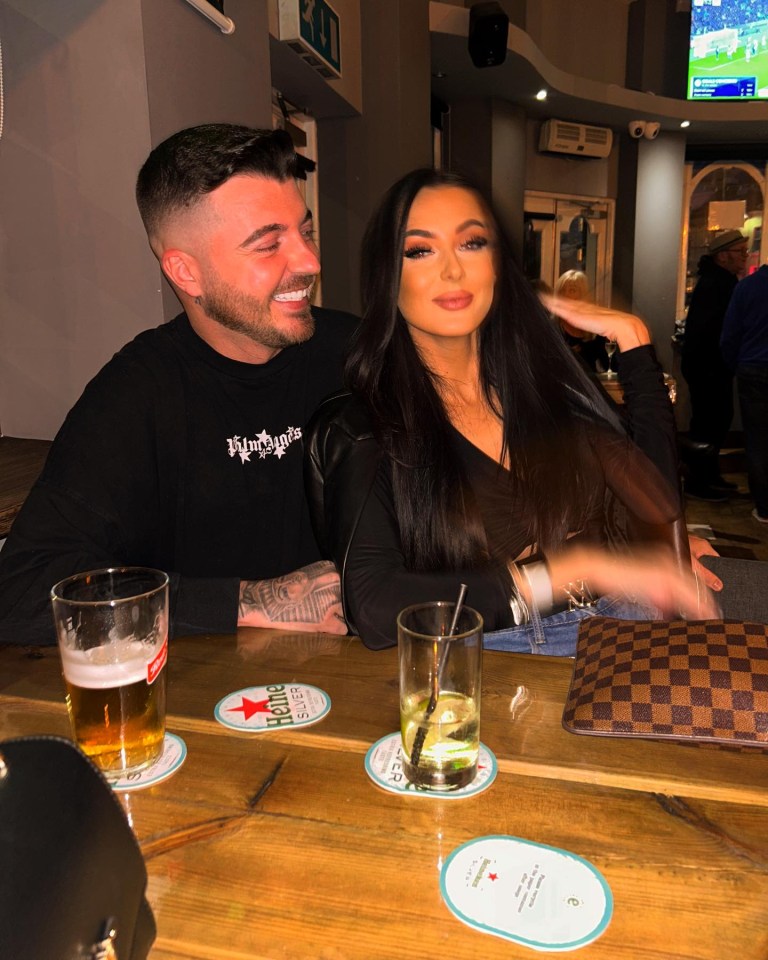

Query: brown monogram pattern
<box><xmin>563</xmin><ymin>617</ymin><xmax>768</xmax><ymax>748</ymax></box>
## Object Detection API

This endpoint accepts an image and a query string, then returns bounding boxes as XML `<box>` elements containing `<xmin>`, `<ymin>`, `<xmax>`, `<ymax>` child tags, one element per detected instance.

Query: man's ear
<box><xmin>161</xmin><ymin>249</ymin><xmax>203</xmax><ymax>298</ymax></box>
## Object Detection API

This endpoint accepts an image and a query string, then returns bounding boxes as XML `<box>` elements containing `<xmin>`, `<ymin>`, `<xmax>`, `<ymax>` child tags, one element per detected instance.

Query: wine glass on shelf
<box><xmin>605</xmin><ymin>340</ymin><xmax>617</xmax><ymax>378</ymax></box>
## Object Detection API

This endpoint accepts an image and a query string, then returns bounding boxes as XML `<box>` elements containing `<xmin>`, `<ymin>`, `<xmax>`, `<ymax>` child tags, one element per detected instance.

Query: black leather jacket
<box><xmin>305</xmin><ymin>392</ymin><xmax>382</xmax><ymax>637</ymax></box>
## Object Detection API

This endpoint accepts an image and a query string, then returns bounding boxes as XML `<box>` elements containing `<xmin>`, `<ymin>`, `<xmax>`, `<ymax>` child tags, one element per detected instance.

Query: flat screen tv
<box><xmin>688</xmin><ymin>0</ymin><xmax>768</xmax><ymax>100</ymax></box>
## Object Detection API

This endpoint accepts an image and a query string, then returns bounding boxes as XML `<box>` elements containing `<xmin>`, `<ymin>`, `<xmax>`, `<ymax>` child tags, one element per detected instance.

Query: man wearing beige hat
<box><xmin>681</xmin><ymin>228</ymin><xmax>748</xmax><ymax>501</ymax></box>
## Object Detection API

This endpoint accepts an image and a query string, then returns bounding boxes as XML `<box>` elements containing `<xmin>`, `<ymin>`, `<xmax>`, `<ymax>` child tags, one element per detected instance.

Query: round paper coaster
<box><xmin>440</xmin><ymin>835</ymin><xmax>613</xmax><ymax>950</ymax></box>
<box><xmin>106</xmin><ymin>732</ymin><xmax>187</xmax><ymax>793</ymax></box>
<box><xmin>214</xmin><ymin>683</ymin><xmax>331</xmax><ymax>732</ymax></box>
<box><xmin>364</xmin><ymin>732</ymin><xmax>497</xmax><ymax>798</ymax></box>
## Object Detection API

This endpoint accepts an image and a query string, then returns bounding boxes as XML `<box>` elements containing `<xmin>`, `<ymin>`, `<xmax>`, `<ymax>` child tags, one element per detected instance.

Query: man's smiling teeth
<box><xmin>273</xmin><ymin>287</ymin><xmax>311</xmax><ymax>302</ymax></box>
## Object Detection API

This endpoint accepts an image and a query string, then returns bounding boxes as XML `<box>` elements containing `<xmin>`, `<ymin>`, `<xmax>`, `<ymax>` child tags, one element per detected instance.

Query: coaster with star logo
<box><xmin>364</xmin><ymin>732</ymin><xmax>497</xmax><ymax>798</ymax></box>
<box><xmin>440</xmin><ymin>835</ymin><xmax>612</xmax><ymax>950</ymax></box>
<box><xmin>214</xmin><ymin>683</ymin><xmax>331</xmax><ymax>731</ymax></box>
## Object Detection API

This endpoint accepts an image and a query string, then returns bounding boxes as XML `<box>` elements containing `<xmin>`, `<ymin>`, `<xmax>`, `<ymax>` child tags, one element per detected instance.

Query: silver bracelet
<box><xmin>562</xmin><ymin>579</ymin><xmax>597</xmax><ymax>611</ymax></box>
<box><xmin>521</xmin><ymin>561</ymin><xmax>554</xmax><ymax>617</ymax></box>
<box><xmin>508</xmin><ymin>563</ymin><xmax>530</xmax><ymax>625</ymax></box>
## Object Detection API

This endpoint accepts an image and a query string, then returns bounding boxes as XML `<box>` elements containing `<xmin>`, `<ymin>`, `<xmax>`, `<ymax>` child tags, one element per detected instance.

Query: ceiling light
<box><xmin>536</xmin><ymin>89</ymin><xmax>547</xmax><ymax>101</ymax></box>
<box><xmin>680</xmin><ymin>120</ymin><xmax>690</xmax><ymax>128</ymax></box>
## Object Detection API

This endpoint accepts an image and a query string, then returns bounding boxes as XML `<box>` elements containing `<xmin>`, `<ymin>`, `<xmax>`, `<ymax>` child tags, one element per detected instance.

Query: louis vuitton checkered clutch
<box><xmin>562</xmin><ymin>617</ymin><xmax>768</xmax><ymax>749</ymax></box>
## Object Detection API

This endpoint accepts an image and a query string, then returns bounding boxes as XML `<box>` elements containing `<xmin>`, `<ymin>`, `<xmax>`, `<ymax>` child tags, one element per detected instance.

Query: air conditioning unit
<box><xmin>538</xmin><ymin>119</ymin><xmax>613</xmax><ymax>159</ymax></box>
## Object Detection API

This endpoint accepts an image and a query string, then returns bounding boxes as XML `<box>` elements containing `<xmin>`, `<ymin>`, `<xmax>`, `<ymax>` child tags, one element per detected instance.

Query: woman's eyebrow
<box><xmin>404</xmin><ymin>219</ymin><xmax>487</xmax><ymax>240</ymax></box>
<box><xmin>457</xmin><ymin>218</ymin><xmax>486</xmax><ymax>231</ymax></box>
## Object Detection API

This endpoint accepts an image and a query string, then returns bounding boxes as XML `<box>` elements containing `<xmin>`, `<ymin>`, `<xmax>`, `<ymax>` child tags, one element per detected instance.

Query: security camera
<box><xmin>628</xmin><ymin>120</ymin><xmax>646</xmax><ymax>139</ymax></box>
<box><xmin>643</xmin><ymin>121</ymin><xmax>661</xmax><ymax>140</ymax></box>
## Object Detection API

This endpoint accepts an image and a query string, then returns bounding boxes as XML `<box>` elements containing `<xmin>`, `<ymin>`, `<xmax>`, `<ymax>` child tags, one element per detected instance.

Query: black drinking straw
<box><xmin>409</xmin><ymin>584</ymin><xmax>468</xmax><ymax>768</ymax></box>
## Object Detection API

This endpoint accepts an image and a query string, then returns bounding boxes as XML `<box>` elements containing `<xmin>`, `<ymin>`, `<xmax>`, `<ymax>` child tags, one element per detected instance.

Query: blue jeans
<box><xmin>483</xmin><ymin>595</ymin><xmax>659</xmax><ymax>657</ymax></box>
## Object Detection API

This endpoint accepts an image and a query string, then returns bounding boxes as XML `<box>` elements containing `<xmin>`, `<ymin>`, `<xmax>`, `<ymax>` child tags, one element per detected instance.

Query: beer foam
<box><xmin>61</xmin><ymin>643</ymin><xmax>153</xmax><ymax>689</ymax></box>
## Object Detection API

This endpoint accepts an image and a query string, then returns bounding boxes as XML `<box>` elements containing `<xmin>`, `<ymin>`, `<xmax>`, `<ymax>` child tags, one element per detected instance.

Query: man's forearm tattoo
<box><xmin>239</xmin><ymin>563</ymin><xmax>338</xmax><ymax>624</ymax></box>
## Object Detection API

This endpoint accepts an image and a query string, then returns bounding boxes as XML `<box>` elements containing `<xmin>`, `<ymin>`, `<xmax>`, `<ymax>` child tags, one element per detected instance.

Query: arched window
<box><xmin>678</xmin><ymin>162</ymin><xmax>765</xmax><ymax>317</ymax></box>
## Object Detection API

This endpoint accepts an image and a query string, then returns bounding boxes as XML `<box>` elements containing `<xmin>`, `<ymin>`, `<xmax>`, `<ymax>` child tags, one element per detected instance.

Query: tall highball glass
<box><xmin>398</xmin><ymin>602</ymin><xmax>483</xmax><ymax>791</ymax></box>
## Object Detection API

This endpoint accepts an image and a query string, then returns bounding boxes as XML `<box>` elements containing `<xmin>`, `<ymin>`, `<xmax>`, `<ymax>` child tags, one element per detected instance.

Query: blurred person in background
<box><xmin>554</xmin><ymin>270</ymin><xmax>610</xmax><ymax>373</ymax></box>
<box><xmin>680</xmin><ymin>229</ymin><xmax>748</xmax><ymax>502</ymax></box>
<box><xmin>721</xmin><ymin>261</ymin><xmax>768</xmax><ymax>524</ymax></box>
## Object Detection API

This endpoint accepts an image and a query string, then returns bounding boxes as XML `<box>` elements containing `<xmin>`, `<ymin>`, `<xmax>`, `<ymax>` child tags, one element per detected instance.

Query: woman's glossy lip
<box><xmin>433</xmin><ymin>291</ymin><xmax>473</xmax><ymax>310</ymax></box>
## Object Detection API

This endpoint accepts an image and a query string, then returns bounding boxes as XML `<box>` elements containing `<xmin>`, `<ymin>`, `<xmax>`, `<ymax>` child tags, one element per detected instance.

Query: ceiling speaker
<box><xmin>468</xmin><ymin>2</ymin><xmax>509</xmax><ymax>69</ymax></box>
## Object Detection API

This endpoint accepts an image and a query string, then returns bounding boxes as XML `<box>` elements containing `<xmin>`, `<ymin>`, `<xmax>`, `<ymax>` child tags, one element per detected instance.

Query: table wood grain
<box><xmin>0</xmin><ymin>435</ymin><xmax>51</xmax><ymax>537</ymax></box>
<box><xmin>3</xmin><ymin>632</ymin><xmax>768</xmax><ymax>806</ymax></box>
<box><xmin>3</xmin><ymin>697</ymin><xmax>768</xmax><ymax>959</ymax></box>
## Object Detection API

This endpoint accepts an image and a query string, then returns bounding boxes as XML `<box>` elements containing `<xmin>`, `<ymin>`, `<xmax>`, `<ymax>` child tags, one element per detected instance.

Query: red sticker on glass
<box><xmin>147</xmin><ymin>637</ymin><xmax>168</xmax><ymax>685</ymax></box>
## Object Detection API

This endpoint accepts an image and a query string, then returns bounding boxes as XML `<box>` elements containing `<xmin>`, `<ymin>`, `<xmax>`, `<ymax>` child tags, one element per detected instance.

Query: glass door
<box><xmin>524</xmin><ymin>192</ymin><xmax>615</xmax><ymax>305</ymax></box>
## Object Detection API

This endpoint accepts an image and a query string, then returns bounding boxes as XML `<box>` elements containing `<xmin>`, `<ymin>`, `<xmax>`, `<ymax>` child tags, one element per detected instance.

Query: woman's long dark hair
<box><xmin>345</xmin><ymin>169</ymin><xmax>624</xmax><ymax>569</ymax></box>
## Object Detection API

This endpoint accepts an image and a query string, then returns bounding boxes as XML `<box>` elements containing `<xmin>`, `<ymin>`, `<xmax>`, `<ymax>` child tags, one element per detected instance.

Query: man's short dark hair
<box><xmin>136</xmin><ymin>124</ymin><xmax>315</xmax><ymax>238</ymax></box>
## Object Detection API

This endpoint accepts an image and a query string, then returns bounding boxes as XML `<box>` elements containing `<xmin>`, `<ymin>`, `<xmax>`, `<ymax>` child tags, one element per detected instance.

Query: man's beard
<box><xmin>200</xmin><ymin>275</ymin><xmax>316</xmax><ymax>350</ymax></box>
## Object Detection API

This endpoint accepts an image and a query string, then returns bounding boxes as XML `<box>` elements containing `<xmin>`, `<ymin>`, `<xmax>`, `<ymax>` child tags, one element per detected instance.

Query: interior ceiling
<box><xmin>430</xmin><ymin>26</ymin><xmax>768</xmax><ymax>146</ymax></box>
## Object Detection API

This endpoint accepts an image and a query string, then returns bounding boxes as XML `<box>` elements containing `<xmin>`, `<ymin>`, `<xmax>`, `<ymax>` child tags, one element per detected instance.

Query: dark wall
<box><xmin>317</xmin><ymin>0</ymin><xmax>433</xmax><ymax>315</ymax></box>
<box><xmin>626</xmin><ymin>0</ymin><xmax>690</xmax><ymax>98</ymax></box>
<box><xmin>0</xmin><ymin>0</ymin><xmax>278</xmax><ymax>437</ymax></box>
<box><xmin>141</xmin><ymin>0</ymin><xmax>272</xmax><ymax>320</ymax></box>
<box><xmin>0</xmin><ymin>0</ymin><xmax>155</xmax><ymax>438</ymax></box>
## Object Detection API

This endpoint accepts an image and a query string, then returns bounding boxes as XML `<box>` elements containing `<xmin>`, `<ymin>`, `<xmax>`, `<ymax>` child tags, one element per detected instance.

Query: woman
<box><xmin>306</xmin><ymin>170</ymin><xmax>716</xmax><ymax>651</ymax></box>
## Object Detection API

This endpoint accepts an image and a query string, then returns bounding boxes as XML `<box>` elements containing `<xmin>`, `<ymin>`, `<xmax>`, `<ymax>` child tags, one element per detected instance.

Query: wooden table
<box><xmin>2</xmin><ymin>633</ymin><xmax>768</xmax><ymax>959</ymax></box>
<box><xmin>0</xmin><ymin>435</ymin><xmax>51</xmax><ymax>537</ymax></box>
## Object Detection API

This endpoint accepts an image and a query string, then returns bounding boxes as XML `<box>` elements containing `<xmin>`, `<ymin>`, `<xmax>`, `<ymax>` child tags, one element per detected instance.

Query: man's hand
<box><xmin>238</xmin><ymin>560</ymin><xmax>347</xmax><ymax>634</ymax></box>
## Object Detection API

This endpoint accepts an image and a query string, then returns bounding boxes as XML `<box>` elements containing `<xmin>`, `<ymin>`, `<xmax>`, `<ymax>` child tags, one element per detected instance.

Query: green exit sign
<box><xmin>280</xmin><ymin>0</ymin><xmax>341</xmax><ymax>79</ymax></box>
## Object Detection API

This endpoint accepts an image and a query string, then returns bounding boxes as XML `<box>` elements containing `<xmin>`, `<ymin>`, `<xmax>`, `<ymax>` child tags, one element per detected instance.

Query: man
<box><xmin>721</xmin><ymin>263</ymin><xmax>768</xmax><ymax>524</ymax></box>
<box><xmin>680</xmin><ymin>228</ymin><xmax>748</xmax><ymax>501</ymax></box>
<box><xmin>0</xmin><ymin>124</ymin><xmax>356</xmax><ymax>644</ymax></box>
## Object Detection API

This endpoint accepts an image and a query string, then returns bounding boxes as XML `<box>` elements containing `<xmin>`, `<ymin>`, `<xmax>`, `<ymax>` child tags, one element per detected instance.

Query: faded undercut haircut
<box><xmin>135</xmin><ymin>123</ymin><xmax>316</xmax><ymax>239</ymax></box>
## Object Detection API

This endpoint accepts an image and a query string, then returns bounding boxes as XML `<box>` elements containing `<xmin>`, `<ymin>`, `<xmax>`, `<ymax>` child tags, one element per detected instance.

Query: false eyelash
<box><xmin>462</xmin><ymin>235</ymin><xmax>489</xmax><ymax>250</ymax></box>
<box><xmin>403</xmin><ymin>245</ymin><xmax>432</xmax><ymax>259</ymax></box>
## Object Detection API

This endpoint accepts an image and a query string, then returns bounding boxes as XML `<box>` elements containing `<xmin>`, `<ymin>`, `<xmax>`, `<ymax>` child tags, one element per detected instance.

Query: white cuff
<box><xmin>521</xmin><ymin>561</ymin><xmax>554</xmax><ymax>617</ymax></box>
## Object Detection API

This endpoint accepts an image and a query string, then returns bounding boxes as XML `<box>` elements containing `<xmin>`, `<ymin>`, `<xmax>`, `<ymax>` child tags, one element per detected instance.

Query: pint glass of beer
<box><xmin>51</xmin><ymin>567</ymin><xmax>169</xmax><ymax>775</ymax></box>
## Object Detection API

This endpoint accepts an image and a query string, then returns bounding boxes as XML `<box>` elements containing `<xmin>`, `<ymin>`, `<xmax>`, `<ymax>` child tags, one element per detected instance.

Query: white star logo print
<box><xmin>226</xmin><ymin>427</ymin><xmax>302</xmax><ymax>464</ymax></box>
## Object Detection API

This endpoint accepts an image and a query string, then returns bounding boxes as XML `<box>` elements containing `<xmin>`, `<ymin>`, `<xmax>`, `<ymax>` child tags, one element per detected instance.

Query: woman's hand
<box><xmin>540</xmin><ymin>544</ymin><xmax>719</xmax><ymax>620</ymax></box>
<box><xmin>542</xmin><ymin>295</ymin><xmax>651</xmax><ymax>353</ymax></box>
<box><xmin>688</xmin><ymin>535</ymin><xmax>723</xmax><ymax>592</ymax></box>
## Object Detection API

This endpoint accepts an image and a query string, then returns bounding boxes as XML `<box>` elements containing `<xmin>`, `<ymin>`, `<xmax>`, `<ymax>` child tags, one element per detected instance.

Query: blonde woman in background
<box><xmin>555</xmin><ymin>269</ymin><xmax>611</xmax><ymax>373</ymax></box>
<box><xmin>555</xmin><ymin>269</ymin><xmax>589</xmax><ymax>301</ymax></box>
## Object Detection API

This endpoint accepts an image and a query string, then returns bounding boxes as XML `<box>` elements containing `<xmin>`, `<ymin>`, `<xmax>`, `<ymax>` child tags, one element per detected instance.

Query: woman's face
<box><xmin>397</xmin><ymin>185</ymin><xmax>496</xmax><ymax>352</ymax></box>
